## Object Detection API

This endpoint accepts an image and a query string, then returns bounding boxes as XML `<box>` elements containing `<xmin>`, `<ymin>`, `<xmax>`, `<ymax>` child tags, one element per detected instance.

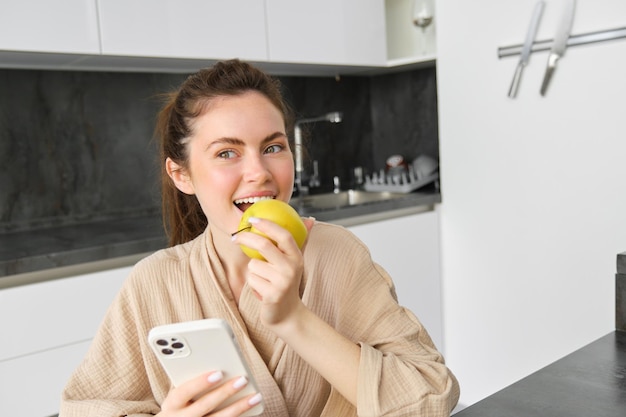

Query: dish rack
<box><xmin>362</xmin><ymin>155</ymin><xmax>439</xmax><ymax>193</ymax></box>
<box><xmin>363</xmin><ymin>171</ymin><xmax>439</xmax><ymax>193</ymax></box>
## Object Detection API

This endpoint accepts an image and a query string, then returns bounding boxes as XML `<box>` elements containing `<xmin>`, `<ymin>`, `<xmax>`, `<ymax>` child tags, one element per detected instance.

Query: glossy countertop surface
<box><xmin>0</xmin><ymin>191</ymin><xmax>440</xmax><ymax>281</ymax></box>
<box><xmin>0</xmin><ymin>216</ymin><xmax>167</xmax><ymax>278</ymax></box>
<box><xmin>454</xmin><ymin>330</ymin><xmax>626</xmax><ymax>417</ymax></box>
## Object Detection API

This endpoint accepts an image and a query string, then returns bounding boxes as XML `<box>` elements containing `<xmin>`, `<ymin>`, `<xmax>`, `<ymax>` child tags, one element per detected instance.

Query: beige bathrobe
<box><xmin>60</xmin><ymin>221</ymin><xmax>459</xmax><ymax>416</ymax></box>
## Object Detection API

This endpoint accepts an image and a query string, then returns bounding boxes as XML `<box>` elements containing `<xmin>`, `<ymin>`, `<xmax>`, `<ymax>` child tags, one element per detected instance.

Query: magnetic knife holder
<box><xmin>498</xmin><ymin>26</ymin><xmax>626</xmax><ymax>58</ymax></box>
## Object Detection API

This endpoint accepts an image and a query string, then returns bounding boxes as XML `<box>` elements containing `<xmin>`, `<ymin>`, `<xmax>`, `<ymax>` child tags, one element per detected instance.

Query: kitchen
<box><xmin>1</xmin><ymin>0</ymin><xmax>626</xmax><ymax>416</ymax></box>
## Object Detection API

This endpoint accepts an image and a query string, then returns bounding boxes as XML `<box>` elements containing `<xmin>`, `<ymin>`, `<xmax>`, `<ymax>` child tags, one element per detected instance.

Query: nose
<box><xmin>243</xmin><ymin>154</ymin><xmax>272</xmax><ymax>183</ymax></box>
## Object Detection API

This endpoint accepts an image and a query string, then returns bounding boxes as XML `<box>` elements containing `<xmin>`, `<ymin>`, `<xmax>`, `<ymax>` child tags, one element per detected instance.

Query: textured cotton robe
<box><xmin>60</xmin><ymin>221</ymin><xmax>459</xmax><ymax>416</ymax></box>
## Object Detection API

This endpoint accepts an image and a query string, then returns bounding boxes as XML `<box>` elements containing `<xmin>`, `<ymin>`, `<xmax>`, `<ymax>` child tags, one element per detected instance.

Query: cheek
<box><xmin>275</xmin><ymin>160</ymin><xmax>295</xmax><ymax>185</ymax></box>
<box><xmin>192</xmin><ymin>169</ymin><xmax>240</xmax><ymax>216</ymax></box>
<box><xmin>274</xmin><ymin>163</ymin><xmax>294</xmax><ymax>195</ymax></box>
<box><xmin>191</xmin><ymin>160</ymin><xmax>234</xmax><ymax>182</ymax></box>
<box><xmin>209</xmin><ymin>168</ymin><xmax>239</xmax><ymax>184</ymax></box>
<box><xmin>189</xmin><ymin>164</ymin><xmax>240</xmax><ymax>199</ymax></box>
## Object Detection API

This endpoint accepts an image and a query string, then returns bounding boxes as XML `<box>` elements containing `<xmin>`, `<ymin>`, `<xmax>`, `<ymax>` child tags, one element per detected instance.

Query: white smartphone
<box><xmin>148</xmin><ymin>318</ymin><xmax>263</xmax><ymax>416</ymax></box>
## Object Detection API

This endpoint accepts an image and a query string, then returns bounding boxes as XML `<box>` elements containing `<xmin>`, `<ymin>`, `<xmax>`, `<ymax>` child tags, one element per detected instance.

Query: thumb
<box><xmin>302</xmin><ymin>216</ymin><xmax>316</xmax><ymax>233</ymax></box>
<box><xmin>299</xmin><ymin>217</ymin><xmax>316</xmax><ymax>253</ymax></box>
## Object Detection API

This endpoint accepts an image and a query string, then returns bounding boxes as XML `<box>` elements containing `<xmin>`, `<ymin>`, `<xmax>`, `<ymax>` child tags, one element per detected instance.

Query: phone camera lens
<box><xmin>161</xmin><ymin>348</ymin><xmax>174</xmax><ymax>355</ymax></box>
<box><xmin>156</xmin><ymin>339</ymin><xmax>169</xmax><ymax>346</ymax></box>
<box><xmin>171</xmin><ymin>342</ymin><xmax>184</xmax><ymax>349</ymax></box>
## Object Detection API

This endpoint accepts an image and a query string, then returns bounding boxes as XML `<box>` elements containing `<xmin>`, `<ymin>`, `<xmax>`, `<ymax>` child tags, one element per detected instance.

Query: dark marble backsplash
<box><xmin>0</xmin><ymin>70</ymin><xmax>187</xmax><ymax>232</ymax></box>
<box><xmin>0</xmin><ymin>66</ymin><xmax>438</xmax><ymax>233</ymax></box>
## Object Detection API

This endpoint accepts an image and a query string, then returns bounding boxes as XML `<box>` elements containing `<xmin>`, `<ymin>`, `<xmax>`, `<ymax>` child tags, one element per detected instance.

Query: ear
<box><xmin>165</xmin><ymin>157</ymin><xmax>195</xmax><ymax>195</ymax></box>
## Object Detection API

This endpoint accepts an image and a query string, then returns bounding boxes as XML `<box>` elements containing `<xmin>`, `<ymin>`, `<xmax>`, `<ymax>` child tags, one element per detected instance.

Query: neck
<box><xmin>211</xmin><ymin>226</ymin><xmax>250</xmax><ymax>304</ymax></box>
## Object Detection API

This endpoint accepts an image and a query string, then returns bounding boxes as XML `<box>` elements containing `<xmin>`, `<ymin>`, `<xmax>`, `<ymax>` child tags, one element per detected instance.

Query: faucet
<box><xmin>293</xmin><ymin>111</ymin><xmax>343</xmax><ymax>196</ymax></box>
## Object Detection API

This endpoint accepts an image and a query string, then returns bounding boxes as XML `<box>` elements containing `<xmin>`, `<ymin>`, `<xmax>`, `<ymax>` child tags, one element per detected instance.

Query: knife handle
<box><xmin>508</xmin><ymin>63</ymin><xmax>525</xmax><ymax>98</ymax></box>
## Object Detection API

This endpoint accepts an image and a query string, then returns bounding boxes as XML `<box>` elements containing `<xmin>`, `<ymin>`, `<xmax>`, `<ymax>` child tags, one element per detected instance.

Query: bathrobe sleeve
<box><xmin>303</xmin><ymin>223</ymin><xmax>460</xmax><ymax>417</ymax></box>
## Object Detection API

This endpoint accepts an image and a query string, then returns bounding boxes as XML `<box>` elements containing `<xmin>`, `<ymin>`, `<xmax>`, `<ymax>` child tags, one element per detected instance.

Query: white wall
<box><xmin>436</xmin><ymin>0</ymin><xmax>626</xmax><ymax>409</ymax></box>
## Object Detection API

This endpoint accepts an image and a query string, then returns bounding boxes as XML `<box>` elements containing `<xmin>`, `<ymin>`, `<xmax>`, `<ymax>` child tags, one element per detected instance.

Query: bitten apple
<box><xmin>236</xmin><ymin>199</ymin><xmax>307</xmax><ymax>260</ymax></box>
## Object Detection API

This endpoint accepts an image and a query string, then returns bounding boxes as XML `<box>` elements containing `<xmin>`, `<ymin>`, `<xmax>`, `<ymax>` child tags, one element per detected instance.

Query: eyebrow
<box><xmin>205</xmin><ymin>132</ymin><xmax>288</xmax><ymax>151</ymax></box>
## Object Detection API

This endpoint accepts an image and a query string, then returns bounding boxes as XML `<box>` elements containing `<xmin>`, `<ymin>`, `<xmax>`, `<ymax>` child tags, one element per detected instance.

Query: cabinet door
<box><xmin>98</xmin><ymin>0</ymin><xmax>268</xmax><ymax>61</ymax></box>
<box><xmin>0</xmin><ymin>0</ymin><xmax>100</xmax><ymax>54</ymax></box>
<box><xmin>0</xmin><ymin>268</ymin><xmax>128</xmax><ymax>416</ymax></box>
<box><xmin>0</xmin><ymin>341</ymin><xmax>91</xmax><ymax>417</ymax></box>
<box><xmin>266</xmin><ymin>0</ymin><xmax>387</xmax><ymax>66</ymax></box>
<box><xmin>0</xmin><ymin>268</ymin><xmax>128</xmax><ymax>362</ymax></box>
<box><xmin>348</xmin><ymin>210</ymin><xmax>443</xmax><ymax>350</ymax></box>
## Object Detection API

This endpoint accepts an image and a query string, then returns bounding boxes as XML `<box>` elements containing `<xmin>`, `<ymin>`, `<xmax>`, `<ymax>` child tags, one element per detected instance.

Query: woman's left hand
<box><xmin>233</xmin><ymin>217</ymin><xmax>315</xmax><ymax>327</ymax></box>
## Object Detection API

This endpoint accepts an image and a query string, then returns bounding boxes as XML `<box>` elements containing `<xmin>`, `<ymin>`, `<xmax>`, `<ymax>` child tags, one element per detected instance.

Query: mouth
<box><xmin>234</xmin><ymin>195</ymin><xmax>275</xmax><ymax>213</ymax></box>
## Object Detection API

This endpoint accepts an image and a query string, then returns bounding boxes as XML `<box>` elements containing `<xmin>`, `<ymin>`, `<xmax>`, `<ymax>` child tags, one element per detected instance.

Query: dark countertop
<box><xmin>454</xmin><ymin>330</ymin><xmax>626</xmax><ymax>417</ymax></box>
<box><xmin>0</xmin><ymin>216</ymin><xmax>167</xmax><ymax>278</ymax></box>
<box><xmin>0</xmin><ymin>191</ymin><xmax>440</xmax><ymax>282</ymax></box>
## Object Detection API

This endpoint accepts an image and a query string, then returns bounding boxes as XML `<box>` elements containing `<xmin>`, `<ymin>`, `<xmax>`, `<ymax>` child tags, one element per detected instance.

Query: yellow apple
<box><xmin>236</xmin><ymin>199</ymin><xmax>308</xmax><ymax>260</ymax></box>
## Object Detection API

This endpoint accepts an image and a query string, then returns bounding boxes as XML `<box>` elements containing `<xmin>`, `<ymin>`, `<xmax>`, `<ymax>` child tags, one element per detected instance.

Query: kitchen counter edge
<box><xmin>0</xmin><ymin>192</ymin><xmax>440</xmax><ymax>289</ymax></box>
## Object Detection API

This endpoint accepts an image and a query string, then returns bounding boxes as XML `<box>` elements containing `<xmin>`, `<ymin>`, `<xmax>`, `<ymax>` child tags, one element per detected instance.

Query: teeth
<box><xmin>234</xmin><ymin>196</ymin><xmax>274</xmax><ymax>205</ymax></box>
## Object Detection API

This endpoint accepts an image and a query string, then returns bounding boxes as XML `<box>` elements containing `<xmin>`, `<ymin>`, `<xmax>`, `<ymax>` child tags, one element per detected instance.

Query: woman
<box><xmin>60</xmin><ymin>59</ymin><xmax>459</xmax><ymax>416</ymax></box>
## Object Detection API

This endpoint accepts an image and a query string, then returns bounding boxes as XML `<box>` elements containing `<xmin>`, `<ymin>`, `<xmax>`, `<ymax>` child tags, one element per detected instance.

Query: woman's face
<box><xmin>168</xmin><ymin>91</ymin><xmax>294</xmax><ymax>240</ymax></box>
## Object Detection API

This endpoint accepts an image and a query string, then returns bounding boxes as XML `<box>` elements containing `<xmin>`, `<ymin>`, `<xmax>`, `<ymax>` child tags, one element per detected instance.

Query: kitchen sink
<box><xmin>290</xmin><ymin>189</ymin><xmax>409</xmax><ymax>212</ymax></box>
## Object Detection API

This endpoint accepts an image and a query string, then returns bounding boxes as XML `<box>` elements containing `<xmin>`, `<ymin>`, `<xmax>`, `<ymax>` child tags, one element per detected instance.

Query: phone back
<box><xmin>148</xmin><ymin>318</ymin><xmax>262</xmax><ymax>415</ymax></box>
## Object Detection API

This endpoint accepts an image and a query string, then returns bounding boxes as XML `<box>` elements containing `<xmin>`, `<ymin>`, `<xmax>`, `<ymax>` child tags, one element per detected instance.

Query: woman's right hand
<box><xmin>156</xmin><ymin>370</ymin><xmax>263</xmax><ymax>416</ymax></box>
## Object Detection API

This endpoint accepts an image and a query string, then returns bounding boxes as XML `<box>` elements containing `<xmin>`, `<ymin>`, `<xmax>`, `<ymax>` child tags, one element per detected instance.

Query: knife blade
<box><xmin>540</xmin><ymin>0</ymin><xmax>576</xmax><ymax>96</ymax></box>
<box><xmin>508</xmin><ymin>1</ymin><xmax>545</xmax><ymax>98</ymax></box>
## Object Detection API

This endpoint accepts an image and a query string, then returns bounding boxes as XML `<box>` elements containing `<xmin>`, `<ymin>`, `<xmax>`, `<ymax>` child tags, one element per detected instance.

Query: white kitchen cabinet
<box><xmin>0</xmin><ymin>267</ymin><xmax>129</xmax><ymax>416</ymax></box>
<box><xmin>98</xmin><ymin>0</ymin><xmax>268</xmax><ymax>61</ymax></box>
<box><xmin>0</xmin><ymin>341</ymin><xmax>91</xmax><ymax>417</ymax></box>
<box><xmin>0</xmin><ymin>0</ymin><xmax>100</xmax><ymax>54</ymax></box>
<box><xmin>348</xmin><ymin>209</ymin><xmax>443</xmax><ymax>350</ymax></box>
<box><xmin>266</xmin><ymin>0</ymin><xmax>435</xmax><ymax>68</ymax></box>
<box><xmin>266</xmin><ymin>0</ymin><xmax>387</xmax><ymax>66</ymax></box>
<box><xmin>0</xmin><ymin>0</ymin><xmax>435</xmax><ymax>74</ymax></box>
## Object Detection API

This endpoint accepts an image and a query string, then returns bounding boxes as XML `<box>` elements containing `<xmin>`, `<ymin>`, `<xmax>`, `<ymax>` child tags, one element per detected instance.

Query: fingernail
<box><xmin>233</xmin><ymin>376</ymin><xmax>248</xmax><ymax>389</ymax></box>
<box><xmin>248</xmin><ymin>217</ymin><xmax>260</xmax><ymax>224</ymax></box>
<box><xmin>308</xmin><ymin>216</ymin><xmax>316</xmax><ymax>221</ymax></box>
<box><xmin>208</xmin><ymin>371</ymin><xmax>223</xmax><ymax>383</ymax></box>
<box><xmin>248</xmin><ymin>392</ymin><xmax>263</xmax><ymax>406</ymax></box>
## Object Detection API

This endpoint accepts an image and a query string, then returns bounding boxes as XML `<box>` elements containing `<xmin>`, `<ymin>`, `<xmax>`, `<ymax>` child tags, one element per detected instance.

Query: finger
<box><xmin>246</xmin><ymin>260</ymin><xmax>303</xmax><ymax>310</ymax></box>
<box><xmin>210</xmin><ymin>393</ymin><xmax>263</xmax><ymax>417</ymax></box>
<box><xmin>234</xmin><ymin>230</ymin><xmax>296</xmax><ymax>265</ymax></box>
<box><xmin>190</xmin><ymin>376</ymin><xmax>256</xmax><ymax>416</ymax></box>
<box><xmin>245</xmin><ymin>217</ymin><xmax>303</xmax><ymax>255</ymax></box>
<box><xmin>161</xmin><ymin>370</ymin><xmax>224</xmax><ymax>411</ymax></box>
<box><xmin>300</xmin><ymin>217</ymin><xmax>316</xmax><ymax>251</ymax></box>
<box><xmin>246</xmin><ymin>269</ymin><xmax>274</xmax><ymax>301</ymax></box>
<box><xmin>302</xmin><ymin>216</ymin><xmax>316</xmax><ymax>233</ymax></box>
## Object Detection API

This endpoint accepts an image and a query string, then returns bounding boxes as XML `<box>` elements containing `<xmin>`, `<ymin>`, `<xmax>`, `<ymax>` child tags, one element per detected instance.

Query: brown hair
<box><xmin>155</xmin><ymin>59</ymin><xmax>294</xmax><ymax>246</ymax></box>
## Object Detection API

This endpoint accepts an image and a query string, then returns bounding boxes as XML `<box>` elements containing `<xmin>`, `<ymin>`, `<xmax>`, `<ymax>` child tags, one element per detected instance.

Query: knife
<box><xmin>508</xmin><ymin>1</ymin><xmax>545</xmax><ymax>98</ymax></box>
<box><xmin>540</xmin><ymin>0</ymin><xmax>576</xmax><ymax>96</ymax></box>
